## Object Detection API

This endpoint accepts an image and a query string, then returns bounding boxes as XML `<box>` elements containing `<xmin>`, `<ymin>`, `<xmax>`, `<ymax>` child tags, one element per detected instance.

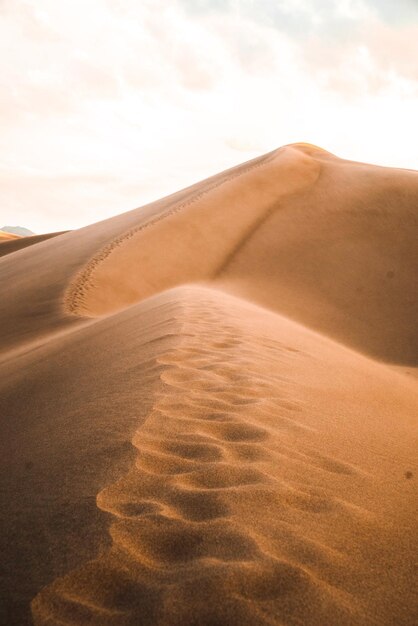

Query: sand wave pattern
<box><xmin>32</xmin><ymin>288</ymin><xmax>379</xmax><ymax>626</ymax></box>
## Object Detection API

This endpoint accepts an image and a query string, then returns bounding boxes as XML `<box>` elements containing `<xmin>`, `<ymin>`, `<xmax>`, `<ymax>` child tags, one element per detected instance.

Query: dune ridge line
<box><xmin>31</xmin><ymin>286</ymin><xmax>405</xmax><ymax>626</ymax></box>
<box><xmin>64</xmin><ymin>146</ymin><xmax>320</xmax><ymax>317</ymax></box>
<box><xmin>1</xmin><ymin>143</ymin><xmax>417</xmax><ymax>625</ymax></box>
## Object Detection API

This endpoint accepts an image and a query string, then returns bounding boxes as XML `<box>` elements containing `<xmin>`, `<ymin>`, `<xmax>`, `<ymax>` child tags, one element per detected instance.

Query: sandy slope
<box><xmin>0</xmin><ymin>232</ymin><xmax>68</xmax><ymax>259</ymax></box>
<box><xmin>65</xmin><ymin>144</ymin><xmax>418</xmax><ymax>363</ymax></box>
<box><xmin>0</xmin><ymin>144</ymin><xmax>417</xmax><ymax>625</ymax></box>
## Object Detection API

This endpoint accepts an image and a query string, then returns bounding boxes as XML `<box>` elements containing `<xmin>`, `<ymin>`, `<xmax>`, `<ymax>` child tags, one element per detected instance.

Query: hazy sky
<box><xmin>1</xmin><ymin>0</ymin><xmax>418</xmax><ymax>233</ymax></box>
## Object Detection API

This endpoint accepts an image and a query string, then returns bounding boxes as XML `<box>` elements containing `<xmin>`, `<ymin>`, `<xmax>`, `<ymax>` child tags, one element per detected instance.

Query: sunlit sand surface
<box><xmin>0</xmin><ymin>144</ymin><xmax>417</xmax><ymax>625</ymax></box>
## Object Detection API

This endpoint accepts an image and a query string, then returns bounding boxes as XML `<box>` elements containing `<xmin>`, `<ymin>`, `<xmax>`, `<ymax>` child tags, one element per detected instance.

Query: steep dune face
<box><xmin>217</xmin><ymin>158</ymin><xmax>418</xmax><ymax>363</ymax></box>
<box><xmin>64</xmin><ymin>144</ymin><xmax>418</xmax><ymax>363</ymax></box>
<box><xmin>0</xmin><ymin>293</ymin><xmax>183</xmax><ymax>626</ymax></box>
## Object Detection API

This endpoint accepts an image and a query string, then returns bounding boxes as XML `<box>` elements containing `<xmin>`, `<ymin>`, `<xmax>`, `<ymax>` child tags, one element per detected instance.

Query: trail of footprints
<box><xmin>66</xmin><ymin>150</ymin><xmax>278</xmax><ymax>315</ymax></box>
<box><xmin>33</xmin><ymin>290</ymin><xmax>368</xmax><ymax>626</ymax></box>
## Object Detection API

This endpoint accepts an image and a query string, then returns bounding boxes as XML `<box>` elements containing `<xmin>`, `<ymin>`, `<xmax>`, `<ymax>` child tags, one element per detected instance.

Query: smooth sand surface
<box><xmin>0</xmin><ymin>144</ymin><xmax>417</xmax><ymax>625</ymax></box>
<box><xmin>0</xmin><ymin>232</ymin><xmax>68</xmax><ymax>259</ymax></box>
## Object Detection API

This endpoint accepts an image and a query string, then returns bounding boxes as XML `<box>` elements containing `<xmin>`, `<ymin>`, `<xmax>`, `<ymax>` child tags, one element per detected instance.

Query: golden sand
<box><xmin>0</xmin><ymin>145</ymin><xmax>417</xmax><ymax>625</ymax></box>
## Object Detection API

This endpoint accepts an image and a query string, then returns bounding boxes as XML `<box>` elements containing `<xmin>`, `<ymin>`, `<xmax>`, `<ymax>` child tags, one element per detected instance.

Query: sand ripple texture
<box><xmin>31</xmin><ymin>288</ymin><xmax>418</xmax><ymax>626</ymax></box>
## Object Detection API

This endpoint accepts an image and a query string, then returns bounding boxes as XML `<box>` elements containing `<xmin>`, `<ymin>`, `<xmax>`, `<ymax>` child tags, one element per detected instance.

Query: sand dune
<box><xmin>65</xmin><ymin>144</ymin><xmax>418</xmax><ymax>363</ymax></box>
<box><xmin>0</xmin><ymin>230</ymin><xmax>20</xmax><ymax>241</ymax></box>
<box><xmin>0</xmin><ymin>144</ymin><xmax>417</xmax><ymax>625</ymax></box>
<box><xmin>0</xmin><ymin>231</ymin><xmax>68</xmax><ymax>259</ymax></box>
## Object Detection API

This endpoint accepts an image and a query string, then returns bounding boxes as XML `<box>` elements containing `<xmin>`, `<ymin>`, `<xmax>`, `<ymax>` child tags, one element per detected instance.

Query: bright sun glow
<box><xmin>1</xmin><ymin>0</ymin><xmax>418</xmax><ymax>232</ymax></box>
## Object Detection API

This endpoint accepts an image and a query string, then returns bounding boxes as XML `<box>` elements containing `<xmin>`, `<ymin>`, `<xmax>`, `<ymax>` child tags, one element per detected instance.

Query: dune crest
<box><xmin>32</xmin><ymin>287</ymin><xmax>417</xmax><ymax>626</ymax></box>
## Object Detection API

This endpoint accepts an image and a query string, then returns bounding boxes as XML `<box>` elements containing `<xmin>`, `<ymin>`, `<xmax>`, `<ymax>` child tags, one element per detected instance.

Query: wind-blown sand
<box><xmin>0</xmin><ymin>144</ymin><xmax>417</xmax><ymax>625</ymax></box>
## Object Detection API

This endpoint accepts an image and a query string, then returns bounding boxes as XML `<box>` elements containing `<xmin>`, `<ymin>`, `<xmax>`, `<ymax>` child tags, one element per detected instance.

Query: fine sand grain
<box><xmin>0</xmin><ymin>144</ymin><xmax>417</xmax><ymax>625</ymax></box>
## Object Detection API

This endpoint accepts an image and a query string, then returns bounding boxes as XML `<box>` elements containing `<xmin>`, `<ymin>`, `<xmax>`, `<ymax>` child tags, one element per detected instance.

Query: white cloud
<box><xmin>0</xmin><ymin>0</ymin><xmax>417</xmax><ymax>232</ymax></box>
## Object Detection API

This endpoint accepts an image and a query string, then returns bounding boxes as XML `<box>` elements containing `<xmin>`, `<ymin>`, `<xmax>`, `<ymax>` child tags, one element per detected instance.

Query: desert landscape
<box><xmin>0</xmin><ymin>143</ymin><xmax>417</xmax><ymax>625</ymax></box>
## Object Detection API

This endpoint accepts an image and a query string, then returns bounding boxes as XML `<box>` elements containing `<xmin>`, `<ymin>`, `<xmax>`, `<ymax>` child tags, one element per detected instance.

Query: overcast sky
<box><xmin>1</xmin><ymin>0</ymin><xmax>417</xmax><ymax>233</ymax></box>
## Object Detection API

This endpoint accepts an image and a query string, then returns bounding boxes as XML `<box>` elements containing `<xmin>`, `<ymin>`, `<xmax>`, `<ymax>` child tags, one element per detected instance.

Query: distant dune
<box><xmin>0</xmin><ymin>231</ymin><xmax>68</xmax><ymax>259</ymax></box>
<box><xmin>0</xmin><ymin>144</ymin><xmax>417</xmax><ymax>626</ymax></box>
<box><xmin>0</xmin><ymin>230</ymin><xmax>20</xmax><ymax>241</ymax></box>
